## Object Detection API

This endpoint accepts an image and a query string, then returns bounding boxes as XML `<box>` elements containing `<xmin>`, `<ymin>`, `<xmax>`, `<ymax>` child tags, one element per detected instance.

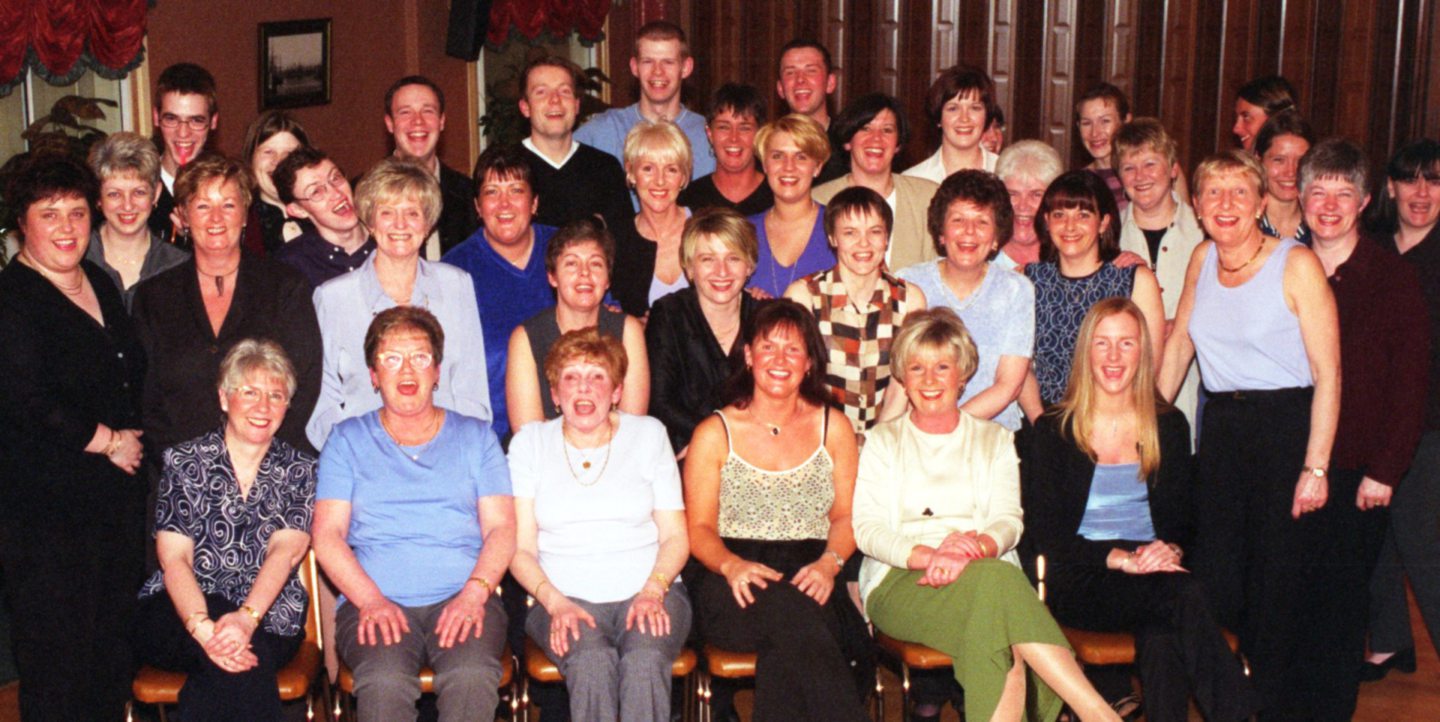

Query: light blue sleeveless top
<box><xmin>1077</xmin><ymin>463</ymin><xmax>1155</xmax><ymax>542</ymax></box>
<box><xmin>1189</xmin><ymin>238</ymin><xmax>1313</xmax><ymax>392</ymax></box>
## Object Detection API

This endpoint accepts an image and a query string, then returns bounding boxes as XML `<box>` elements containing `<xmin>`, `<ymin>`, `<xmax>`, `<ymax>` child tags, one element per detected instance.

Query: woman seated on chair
<box><xmin>509</xmin><ymin>328</ymin><xmax>691</xmax><ymax>722</ymax></box>
<box><xmin>312</xmin><ymin>306</ymin><xmax>515</xmax><ymax>722</ymax></box>
<box><xmin>853</xmin><ymin>307</ymin><xmax>1121</xmax><ymax>722</ymax></box>
<box><xmin>133</xmin><ymin>339</ymin><xmax>317</xmax><ymax>722</ymax></box>
<box><xmin>684</xmin><ymin>299</ymin><xmax>871</xmax><ymax>722</ymax></box>
<box><xmin>1023</xmin><ymin>298</ymin><xmax>1256</xmax><ymax>722</ymax></box>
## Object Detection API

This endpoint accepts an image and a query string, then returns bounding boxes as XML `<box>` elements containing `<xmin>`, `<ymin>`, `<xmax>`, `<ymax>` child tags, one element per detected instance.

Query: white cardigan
<box><xmin>852</xmin><ymin>412</ymin><xmax>1022</xmax><ymax>608</ymax></box>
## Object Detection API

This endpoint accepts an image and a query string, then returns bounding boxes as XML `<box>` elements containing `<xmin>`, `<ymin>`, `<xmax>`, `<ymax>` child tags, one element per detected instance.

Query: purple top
<box><xmin>272</xmin><ymin>230</ymin><xmax>376</xmax><ymax>288</ymax></box>
<box><xmin>747</xmin><ymin>205</ymin><xmax>833</xmax><ymax>297</ymax></box>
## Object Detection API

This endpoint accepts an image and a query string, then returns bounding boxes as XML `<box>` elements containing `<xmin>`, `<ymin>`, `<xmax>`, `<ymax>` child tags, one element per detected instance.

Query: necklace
<box><xmin>197</xmin><ymin>259</ymin><xmax>241</xmax><ymax>296</ymax></box>
<box><xmin>380</xmin><ymin>408</ymin><xmax>442</xmax><ymax>460</ymax></box>
<box><xmin>18</xmin><ymin>251</ymin><xmax>85</xmax><ymax>296</ymax></box>
<box><xmin>756</xmin><ymin>405</ymin><xmax>801</xmax><ymax>437</ymax></box>
<box><xmin>562</xmin><ymin>423</ymin><xmax>614</xmax><ymax>485</ymax></box>
<box><xmin>1219</xmin><ymin>237</ymin><xmax>1266</xmax><ymax>274</ymax></box>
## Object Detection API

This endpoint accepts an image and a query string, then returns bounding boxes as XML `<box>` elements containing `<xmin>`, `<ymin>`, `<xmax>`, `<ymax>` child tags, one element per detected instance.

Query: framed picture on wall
<box><xmin>259</xmin><ymin>18</ymin><xmax>331</xmax><ymax>109</ymax></box>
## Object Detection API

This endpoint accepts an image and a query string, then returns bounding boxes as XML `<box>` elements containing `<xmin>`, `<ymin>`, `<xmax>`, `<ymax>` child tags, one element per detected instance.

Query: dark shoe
<box><xmin>1359</xmin><ymin>647</ymin><xmax>1416</xmax><ymax>682</ymax></box>
<box><xmin>1111</xmin><ymin>693</ymin><xmax>1143</xmax><ymax>721</ymax></box>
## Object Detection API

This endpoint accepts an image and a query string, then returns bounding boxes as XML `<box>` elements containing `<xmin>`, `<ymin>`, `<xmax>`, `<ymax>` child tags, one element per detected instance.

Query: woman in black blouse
<box><xmin>1024</xmin><ymin>298</ymin><xmax>1254</xmax><ymax>722</ymax></box>
<box><xmin>0</xmin><ymin>154</ymin><xmax>147</xmax><ymax>721</ymax></box>
<box><xmin>132</xmin><ymin>155</ymin><xmax>321</xmax><ymax>456</ymax></box>
<box><xmin>646</xmin><ymin>207</ymin><xmax>760</xmax><ymax>456</ymax></box>
<box><xmin>677</xmin><ymin>83</ymin><xmax>774</xmax><ymax>216</ymax></box>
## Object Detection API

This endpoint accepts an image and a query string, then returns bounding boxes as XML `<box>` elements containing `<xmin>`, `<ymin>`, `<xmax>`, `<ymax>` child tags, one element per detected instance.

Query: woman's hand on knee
<box><xmin>919</xmin><ymin>547</ymin><xmax>970</xmax><ymax>587</ymax></box>
<box><xmin>356</xmin><ymin>597</ymin><xmax>411</xmax><ymax>647</ymax></box>
<box><xmin>791</xmin><ymin>559</ymin><xmax>838</xmax><ymax>605</ymax></box>
<box><xmin>721</xmin><ymin>559</ymin><xmax>784</xmax><ymax>609</ymax></box>
<box><xmin>549</xmin><ymin>597</ymin><xmax>597</xmax><ymax>656</ymax></box>
<box><xmin>204</xmin><ymin>644</ymin><xmax>259</xmax><ymax>675</ymax></box>
<box><xmin>435</xmin><ymin>585</ymin><xmax>489</xmax><ymax>649</ymax></box>
<box><xmin>205</xmin><ymin>612</ymin><xmax>257</xmax><ymax>660</ymax></box>
<box><xmin>625</xmin><ymin>592</ymin><xmax>670</xmax><ymax>637</ymax></box>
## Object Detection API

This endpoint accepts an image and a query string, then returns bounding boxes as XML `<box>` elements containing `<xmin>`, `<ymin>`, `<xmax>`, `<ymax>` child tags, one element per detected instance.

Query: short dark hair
<box><xmin>1365</xmin><ymin>138</ymin><xmax>1440</xmax><ymax>235</ymax></box>
<box><xmin>831</xmin><ymin>93</ymin><xmax>910</xmax><ymax>152</ymax></box>
<box><xmin>384</xmin><ymin>75</ymin><xmax>445</xmax><ymax>116</ymax></box>
<box><xmin>1299</xmin><ymin>137</ymin><xmax>1370</xmax><ymax>197</ymax></box>
<box><xmin>927</xmin><ymin>170</ymin><xmax>1013</xmax><ymax>258</ymax></box>
<box><xmin>1253</xmin><ymin>109</ymin><xmax>1315</xmax><ymax>160</ymax></box>
<box><xmin>273</xmin><ymin>146</ymin><xmax>332</xmax><ymax>205</ymax></box>
<box><xmin>545</xmin><ymin>218</ymin><xmax>616</xmax><ymax>276</ymax></box>
<box><xmin>241</xmin><ymin>110</ymin><xmax>310</xmax><ymax>168</ymax></box>
<box><xmin>523</xmin><ymin>55</ymin><xmax>580</xmax><ymax>95</ymax></box>
<box><xmin>365</xmin><ymin>306</ymin><xmax>446</xmax><ymax>370</ymax></box>
<box><xmin>707</xmin><ymin>83</ymin><xmax>765</xmax><ymax>125</ymax></box>
<box><xmin>1075</xmin><ymin>82</ymin><xmax>1130</xmax><ymax>119</ymax></box>
<box><xmin>987</xmin><ymin>106</ymin><xmax>1006</xmax><ymax>129</ymax></box>
<box><xmin>926</xmin><ymin>65</ymin><xmax>995</xmax><ymax>127</ymax></box>
<box><xmin>720</xmin><ymin>299</ymin><xmax>834</xmax><ymax>410</ymax></box>
<box><xmin>155</xmin><ymin>62</ymin><xmax>218</xmax><ymax>115</ymax></box>
<box><xmin>471</xmin><ymin>143</ymin><xmax>533</xmax><ymax>191</ymax></box>
<box><xmin>1035</xmin><ymin>170</ymin><xmax>1120</xmax><ymax>264</ymax></box>
<box><xmin>635</xmin><ymin>21</ymin><xmax>688</xmax><ymax>57</ymax></box>
<box><xmin>6</xmin><ymin>154</ymin><xmax>99</xmax><ymax>236</ymax></box>
<box><xmin>1237</xmin><ymin>75</ymin><xmax>1298</xmax><ymax>116</ymax></box>
<box><xmin>824</xmin><ymin>186</ymin><xmax>893</xmax><ymax>238</ymax></box>
<box><xmin>778</xmin><ymin>38</ymin><xmax>833</xmax><ymax>74</ymax></box>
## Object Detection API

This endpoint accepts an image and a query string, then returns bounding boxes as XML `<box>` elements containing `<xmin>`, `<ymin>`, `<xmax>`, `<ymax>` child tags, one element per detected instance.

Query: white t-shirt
<box><xmin>508</xmin><ymin>413</ymin><xmax>684</xmax><ymax>602</ymax></box>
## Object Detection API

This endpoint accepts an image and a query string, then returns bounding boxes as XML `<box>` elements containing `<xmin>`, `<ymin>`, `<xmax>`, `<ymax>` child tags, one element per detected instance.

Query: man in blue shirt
<box><xmin>443</xmin><ymin>144</ymin><xmax>558</xmax><ymax>440</ymax></box>
<box><xmin>573</xmin><ymin>21</ymin><xmax>714</xmax><ymax>186</ymax></box>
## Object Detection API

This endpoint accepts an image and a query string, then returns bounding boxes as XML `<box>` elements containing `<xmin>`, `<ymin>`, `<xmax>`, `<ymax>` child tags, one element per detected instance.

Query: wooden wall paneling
<box><xmin>956</xmin><ymin>0</ymin><xmax>991</xmax><ymax>70</ymax></box>
<box><xmin>1216</xmin><ymin>0</ymin><xmax>1259</xmax><ymax>152</ymax></box>
<box><xmin>901</xmin><ymin>3</ymin><xmax>944</xmax><ymax>166</ymax></box>
<box><xmin>819</xmin><ymin>0</ymin><xmax>849</xmax><ymax>111</ymax></box>
<box><xmin>875</xmin><ymin>0</ymin><xmax>904</xmax><ymax>98</ymax></box>
<box><xmin>1130</xmin><ymin>0</ymin><xmax>1167</xmax><ymax>118</ymax></box>
<box><xmin>1421</xmin><ymin>0</ymin><xmax>1440</xmax><ymax>140</ymax></box>
<box><xmin>1010</xmin><ymin>0</ymin><xmax>1048</xmax><ymax>144</ymax></box>
<box><xmin>988</xmin><ymin>0</ymin><xmax>1019</xmax><ymax>133</ymax></box>
<box><xmin>1331</xmin><ymin>0</ymin><xmax>1382</xmax><ymax>145</ymax></box>
<box><xmin>930</xmin><ymin>0</ymin><xmax>960</xmax><ymax>76</ymax></box>
<box><xmin>1104</xmin><ymin>0</ymin><xmax>1140</xmax><ymax>101</ymax></box>
<box><xmin>1369</xmin><ymin>0</ymin><xmax>1405</xmax><ymax>160</ymax></box>
<box><xmin>1042</xmin><ymin>0</ymin><xmax>1080</xmax><ymax>160</ymax></box>
<box><xmin>1157</xmin><ymin>1</ymin><xmax>1204</xmax><ymax>172</ymax></box>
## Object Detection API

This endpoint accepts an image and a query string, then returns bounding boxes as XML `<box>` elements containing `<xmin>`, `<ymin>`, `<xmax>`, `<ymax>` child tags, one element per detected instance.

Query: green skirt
<box><xmin>866</xmin><ymin>559</ymin><xmax>1070</xmax><ymax>722</ymax></box>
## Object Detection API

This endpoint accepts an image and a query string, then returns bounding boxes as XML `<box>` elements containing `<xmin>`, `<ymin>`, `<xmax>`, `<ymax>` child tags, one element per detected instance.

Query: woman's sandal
<box><xmin>1111</xmin><ymin>693</ymin><xmax>1143</xmax><ymax>721</ymax></box>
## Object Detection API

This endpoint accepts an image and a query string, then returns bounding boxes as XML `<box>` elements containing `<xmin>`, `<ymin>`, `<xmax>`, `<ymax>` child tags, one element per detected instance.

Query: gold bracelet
<box><xmin>184</xmin><ymin>611</ymin><xmax>209</xmax><ymax>634</ymax></box>
<box><xmin>977</xmin><ymin>536</ymin><xmax>993</xmax><ymax>558</ymax></box>
<box><xmin>102</xmin><ymin>429</ymin><xmax>123</xmax><ymax>457</ymax></box>
<box><xmin>468</xmin><ymin>575</ymin><xmax>493</xmax><ymax>595</ymax></box>
<box><xmin>239</xmin><ymin>605</ymin><xmax>261</xmax><ymax>626</ymax></box>
<box><xmin>649</xmin><ymin>572</ymin><xmax>671</xmax><ymax>591</ymax></box>
<box><xmin>534</xmin><ymin>579</ymin><xmax>551</xmax><ymax>601</ymax></box>
<box><xmin>825</xmin><ymin>549</ymin><xmax>845</xmax><ymax>571</ymax></box>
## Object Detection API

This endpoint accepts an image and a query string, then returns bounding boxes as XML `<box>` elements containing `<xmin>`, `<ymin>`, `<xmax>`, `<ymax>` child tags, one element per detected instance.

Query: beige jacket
<box><xmin>813</xmin><ymin>173</ymin><xmax>940</xmax><ymax>273</ymax></box>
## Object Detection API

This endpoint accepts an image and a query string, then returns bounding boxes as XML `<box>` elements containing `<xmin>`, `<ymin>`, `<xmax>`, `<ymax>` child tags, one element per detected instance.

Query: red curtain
<box><xmin>0</xmin><ymin>0</ymin><xmax>148</xmax><ymax>94</ymax></box>
<box><xmin>487</xmin><ymin>0</ymin><xmax>611</xmax><ymax>46</ymax></box>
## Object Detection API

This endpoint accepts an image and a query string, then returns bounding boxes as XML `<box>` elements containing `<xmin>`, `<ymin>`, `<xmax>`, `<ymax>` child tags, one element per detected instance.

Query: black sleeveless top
<box><xmin>524</xmin><ymin>305</ymin><xmax>627</xmax><ymax>419</ymax></box>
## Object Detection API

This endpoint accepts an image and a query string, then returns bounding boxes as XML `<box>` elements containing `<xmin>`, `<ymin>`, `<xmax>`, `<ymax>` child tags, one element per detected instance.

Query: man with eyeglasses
<box><xmin>150</xmin><ymin>63</ymin><xmax>219</xmax><ymax>244</ymax></box>
<box><xmin>382</xmin><ymin>75</ymin><xmax>477</xmax><ymax>259</ymax></box>
<box><xmin>271</xmin><ymin>146</ymin><xmax>375</xmax><ymax>287</ymax></box>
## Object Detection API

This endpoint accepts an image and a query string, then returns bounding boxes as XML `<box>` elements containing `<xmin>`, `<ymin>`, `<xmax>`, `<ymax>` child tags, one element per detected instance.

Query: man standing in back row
<box><xmin>149</xmin><ymin>63</ymin><xmax>219</xmax><ymax>244</ymax></box>
<box><xmin>383</xmin><ymin>75</ymin><xmax>478</xmax><ymax>258</ymax></box>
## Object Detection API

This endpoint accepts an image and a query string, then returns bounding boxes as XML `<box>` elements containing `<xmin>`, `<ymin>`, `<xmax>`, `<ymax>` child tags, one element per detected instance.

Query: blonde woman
<box><xmin>610</xmin><ymin>119</ymin><xmax>694</xmax><ymax>316</ymax></box>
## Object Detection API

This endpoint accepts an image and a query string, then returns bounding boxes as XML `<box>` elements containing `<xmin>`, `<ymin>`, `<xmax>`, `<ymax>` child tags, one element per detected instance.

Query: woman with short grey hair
<box><xmin>86</xmin><ymin>131</ymin><xmax>188</xmax><ymax>307</ymax></box>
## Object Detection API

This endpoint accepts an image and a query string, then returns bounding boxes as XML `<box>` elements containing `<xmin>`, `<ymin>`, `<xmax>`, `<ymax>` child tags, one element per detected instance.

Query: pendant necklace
<box><xmin>562</xmin><ymin>423</ymin><xmax>614</xmax><ymax>485</ymax></box>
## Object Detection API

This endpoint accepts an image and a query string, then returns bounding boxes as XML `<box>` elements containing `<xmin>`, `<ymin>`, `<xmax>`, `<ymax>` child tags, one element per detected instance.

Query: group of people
<box><xmin>0</xmin><ymin>17</ymin><xmax>1437</xmax><ymax>722</ymax></box>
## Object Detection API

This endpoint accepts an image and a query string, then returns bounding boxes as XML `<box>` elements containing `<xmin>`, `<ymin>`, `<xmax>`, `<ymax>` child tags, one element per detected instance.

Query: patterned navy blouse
<box><xmin>1025</xmin><ymin>261</ymin><xmax>1137</xmax><ymax>407</ymax></box>
<box><xmin>139</xmin><ymin>429</ymin><xmax>317</xmax><ymax>636</ymax></box>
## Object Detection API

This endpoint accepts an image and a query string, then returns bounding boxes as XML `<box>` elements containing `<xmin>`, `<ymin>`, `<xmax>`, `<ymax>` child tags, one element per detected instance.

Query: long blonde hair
<box><xmin>1050</xmin><ymin>298</ymin><xmax>1165</xmax><ymax>478</ymax></box>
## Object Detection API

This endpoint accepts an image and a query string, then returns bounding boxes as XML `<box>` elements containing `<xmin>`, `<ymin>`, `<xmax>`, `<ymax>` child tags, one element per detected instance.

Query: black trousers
<box><xmin>1192</xmin><ymin>388</ymin><xmax>1311</xmax><ymax>718</ymax></box>
<box><xmin>692</xmin><ymin>538</ymin><xmax>870</xmax><ymax>722</ymax></box>
<box><xmin>0</xmin><ymin>512</ymin><xmax>144</xmax><ymax>722</ymax></box>
<box><xmin>1048</xmin><ymin>563</ymin><xmax>1257</xmax><ymax>722</ymax></box>
<box><xmin>132</xmin><ymin>592</ymin><xmax>303</xmax><ymax>722</ymax></box>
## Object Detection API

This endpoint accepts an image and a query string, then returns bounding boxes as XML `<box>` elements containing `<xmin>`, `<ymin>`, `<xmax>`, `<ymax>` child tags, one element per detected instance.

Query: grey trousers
<box><xmin>1369</xmin><ymin>430</ymin><xmax>1440</xmax><ymax>654</ymax></box>
<box><xmin>525</xmin><ymin>583</ymin><xmax>692</xmax><ymax>722</ymax></box>
<box><xmin>337</xmin><ymin>593</ymin><xmax>508</xmax><ymax>722</ymax></box>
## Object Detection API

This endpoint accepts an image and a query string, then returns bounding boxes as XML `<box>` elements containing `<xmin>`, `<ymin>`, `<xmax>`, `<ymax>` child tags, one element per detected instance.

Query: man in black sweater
<box><xmin>383</xmin><ymin>75</ymin><xmax>478</xmax><ymax>258</ymax></box>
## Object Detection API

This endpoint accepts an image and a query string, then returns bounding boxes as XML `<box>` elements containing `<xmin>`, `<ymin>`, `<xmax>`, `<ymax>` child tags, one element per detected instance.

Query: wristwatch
<box><xmin>1303</xmin><ymin>466</ymin><xmax>1327</xmax><ymax>479</ymax></box>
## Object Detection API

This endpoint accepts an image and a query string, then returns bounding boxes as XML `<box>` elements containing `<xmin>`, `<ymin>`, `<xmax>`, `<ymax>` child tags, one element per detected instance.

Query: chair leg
<box><xmin>697</xmin><ymin>669</ymin><xmax>711</xmax><ymax>722</ymax></box>
<box><xmin>872</xmin><ymin>665</ymin><xmax>885</xmax><ymax>722</ymax></box>
<box><xmin>157</xmin><ymin>704</ymin><xmax>169</xmax><ymax>722</ymax></box>
<box><xmin>899</xmin><ymin>663</ymin><xmax>911</xmax><ymax>720</ymax></box>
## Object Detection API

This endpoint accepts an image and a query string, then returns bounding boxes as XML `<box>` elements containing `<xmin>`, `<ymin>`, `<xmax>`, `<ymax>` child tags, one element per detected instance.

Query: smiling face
<box><xmin>628</xmin><ymin>152</ymin><xmax>686</xmax><ymax>215</ymax></box>
<box><xmin>1302</xmin><ymin>176</ymin><xmax>1369</xmax><ymax>244</ymax></box>
<box><xmin>1391</xmin><ymin>174</ymin><xmax>1440</xmax><ymax>233</ymax></box>
<box><xmin>219</xmin><ymin>370</ymin><xmax>290</xmax><ymax>447</ymax></box>
<box><xmin>830</xmin><ymin>208</ymin><xmax>890</xmax><ymax>278</ymax></box>
<box><xmin>706</xmin><ymin>109</ymin><xmax>760</xmax><ymax>175</ymax></box>
<box><xmin>630</xmin><ymin>38</ymin><xmax>693</xmax><ymax>107</ymax></box>
<box><xmin>287</xmin><ymin>160</ymin><xmax>358</xmax><ymax>234</ymax></box>
<box><xmin>1195</xmin><ymin>170</ymin><xmax>1266</xmax><ymax>245</ymax></box>
<box><xmin>549</xmin><ymin>240</ymin><xmax>611</xmax><ymax>311</ymax></box>
<box><xmin>1262</xmin><ymin>134</ymin><xmax>1311</xmax><ymax>203</ymax></box>
<box><xmin>940</xmin><ymin>199</ymin><xmax>998</xmax><ymax>272</ymax></box>
<box><xmin>19</xmin><ymin>193</ymin><xmax>91</xmax><ymax>274</ymax></box>
<box><xmin>744</xmin><ymin>323</ymin><xmax>812</xmax><ymax>400</ymax></box>
<box><xmin>1232</xmin><ymin>98</ymin><xmax>1267</xmax><ymax>151</ymax></box>
<box><xmin>845</xmin><ymin>109</ymin><xmax>900</xmax><ymax>177</ymax></box>
<box><xmin>1046</xmin><ymin>205</ymin><xmax>1110</xmax><ymax>265</ymax></box>
<box><xmin>153</xmin><ymin>92</ymin><xmax>216</xmax><ymax>171</ymax></box>
<box><xmin>98</xmin><ymin>171</ymin><xmax>158</xmax><ymax>237</ymax></box>
<box><xmin>368</xmin><ymin>192</ymin><xmax>429</xmax><ymax>260</ymax></box>
<box><xmin>762</xmin><ymin>131</ymin><xmax>821</xmax><ymax>203</ymax></box>
<box><xmin>251</xmin><ymin>131</ymin><xmax>303</xmax><ymax>203</ymax></box>
<box><xmin>687</xmin><ymin>232</ymin><xmax>752</xmax><ymax>306</ymax></box>
<box><xmin>370</xmin><ymin>329</ymin><xmax>440</xmax><ymax>416</ymax></box>
<box><xmin>1088</xmin><ymin>311</ymin><xmax>1143</xmax><ymax>398</ymax></box>
<box><xmin>477</xmin><ymin>170</ymin><xmax>537</xmax><ymax>248</ymax></box>
<box><xmin>1117</xmin><ymin>148</ymin><xmax>1178</xmax><ymax>213</ymax></box>
<box><xmin>552</xmin><ymin>360</ymin><xmax>621</xmax><ymax>434</ymax></box>
<box><xmin>1005</xmin><ymin>174</ymin><xmax>1048</xmax><ymax>245</ymax></box>
<box><xmin>941</xmin><ymin>90</ymin><xmax>988</xmax><ymax>153</ymax></box>
<box><xmin>520</xmin><ymin>64</ymin><xmax>579</xmax><ymax>142</ymax></box>
<box><xmin>385</xmin><ymin>84</ymin><xmax>445</xmax><ymax>164</ymax></box>
<box><xmin>1077</xmin><ymin>98</ymin><xmax>1128</xmax><ymax>163</ymax></box>
<box><xmin>182</xmin><ymin>177</ymin><xmax>247</xmax><ymax>258</ymax></box>
<box><xmin>902</xmin><ymin>344</ymin><xmax>965</xmax><ymax>419</ymax></box>
<box><xmin>777</xmin><ymin>47</ymin><xmax>835</xmax><ymax>118</ymax></box>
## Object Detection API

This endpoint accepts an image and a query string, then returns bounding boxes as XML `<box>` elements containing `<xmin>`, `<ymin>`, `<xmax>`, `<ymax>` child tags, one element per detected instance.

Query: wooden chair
<box><xmin>696</xmin><ymin>645</ymin><xmax>754</xmax><ymax>722</ymax></box>
<box><xmin>126</xmin><ymin>550</ymin><xmax>327</xmax><ymax>722</ymax></box>
<box><xmin>331</xmin><ymin>644</ymin><xmax>517</xmax><ymax>721</ymax></box>
<box><xmin>518</xmin><ymin>638</ymin><xmax>698</xmax><ymax>721</ymax></box>
<box><xmin>873</xmin><ymin>632</ymin><xmax>953</xmax><ymax>720</ymax></box>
